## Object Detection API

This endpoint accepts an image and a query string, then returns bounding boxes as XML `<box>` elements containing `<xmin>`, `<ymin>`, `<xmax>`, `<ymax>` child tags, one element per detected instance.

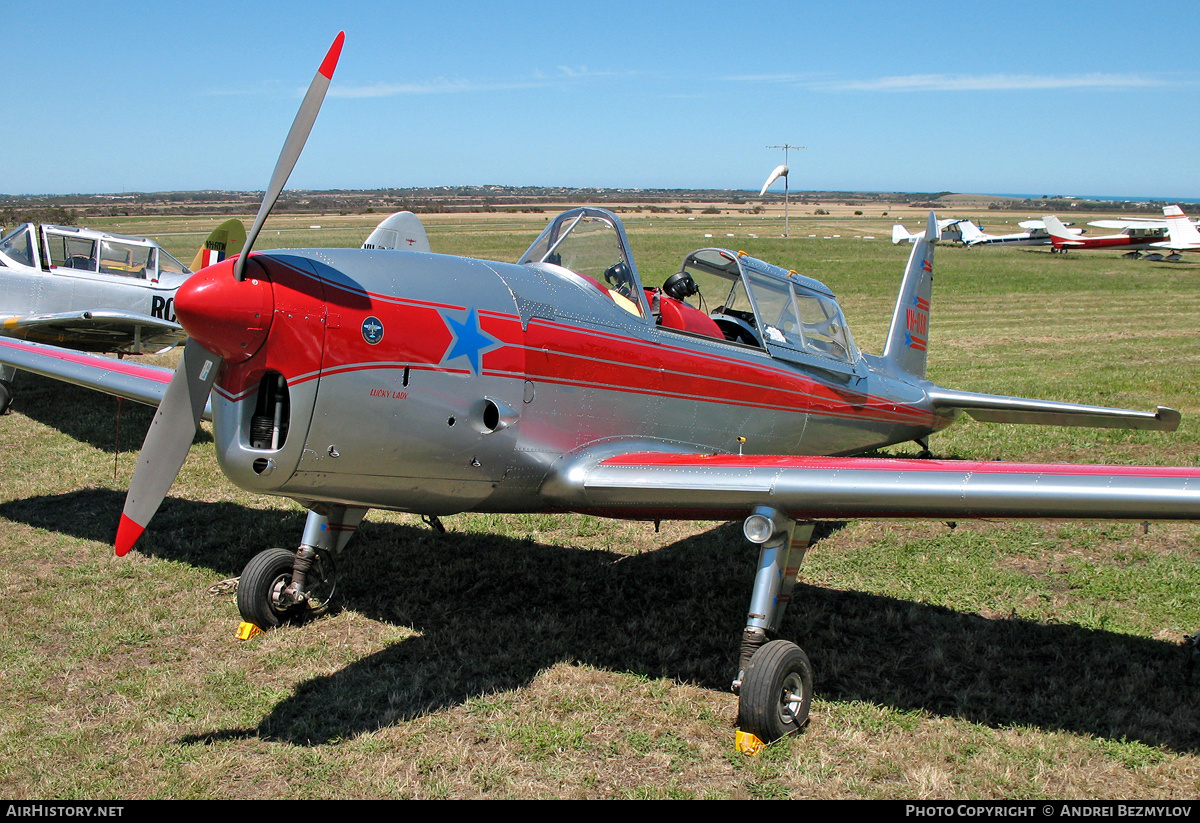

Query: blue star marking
<box><xmin>441</xmin><ymin>308</ymin><xmax>499</xmax><ymax>374</ymax></box>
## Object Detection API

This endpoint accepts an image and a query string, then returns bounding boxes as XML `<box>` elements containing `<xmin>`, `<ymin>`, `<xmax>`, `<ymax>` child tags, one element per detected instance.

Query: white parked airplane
<box><xmin>361</xmin><ymin>211</ymin><xmax>431</xmax><ymax>252</ymax></box>
<box><xmin>891</xmin><ymin>218</ymin><xmax>972</xmax><ymax>245</ymax></box>
<box><xmin>1150</xmin><ymin>205</ymin><xmax>1200</xmax><ymax>260</ymax></box>
<box><xmin>957</xmin><ymin>220</ymin><xmax>1065</xmax><ymax>247</ymax></box>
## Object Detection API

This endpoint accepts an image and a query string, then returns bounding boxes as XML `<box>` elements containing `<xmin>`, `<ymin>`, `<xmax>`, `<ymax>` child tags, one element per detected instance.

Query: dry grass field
<box><xmin>2</xmin><ymin>204</ymin><xmax>1199</xmax><ymax>799</ymax></box>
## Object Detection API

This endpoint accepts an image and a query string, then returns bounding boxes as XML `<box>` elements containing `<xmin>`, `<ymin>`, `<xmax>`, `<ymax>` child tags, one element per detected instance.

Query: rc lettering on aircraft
<box><xmin>0</xmin><ymin>218</ymin><xmax>244</xmax><ymax>412</ymax></box>
<box><xmin>6</xmin><ymin>32</ymin><xmax>1200</xmax><ymax>754</ymax></box>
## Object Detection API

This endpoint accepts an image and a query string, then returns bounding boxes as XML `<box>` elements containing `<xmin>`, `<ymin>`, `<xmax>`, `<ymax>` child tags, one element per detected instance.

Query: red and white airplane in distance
<box><xmin>1044</xmin><ymin>213</ymin><xmax>1169</xmax><ymax>255</ymax></box>
<box><xmin>5</xmin><ymin>32</ymin><xmax>1200</xmax><ymax>754</ymax></box>
<box><xmin>1086</xmin><ymin>205</ymin><xmax>1200</xmax><ymax>261</ymax></box>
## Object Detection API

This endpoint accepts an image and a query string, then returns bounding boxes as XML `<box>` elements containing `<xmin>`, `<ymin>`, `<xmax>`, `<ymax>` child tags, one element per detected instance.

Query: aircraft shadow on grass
<box><xmin>5</xmin><ymin>487</ymin><xmax>1199</xmax><ymax>753</ymax></box>
<box><xmin>11</xmin><ymin>372</ymin><xmax>213</xmax><ymax>452</ymax></box>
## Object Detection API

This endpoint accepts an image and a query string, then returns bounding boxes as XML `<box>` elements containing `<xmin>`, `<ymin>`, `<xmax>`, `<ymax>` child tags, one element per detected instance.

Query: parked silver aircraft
<box><xmin>5</xmin><ymin>32</ymin><xmax>1200</xmax><ymax>754</ymax></box>
<box><xmin>0</xmin><ymin>219</ymin><xmax>243</xmax><ymax>412</ymax></box>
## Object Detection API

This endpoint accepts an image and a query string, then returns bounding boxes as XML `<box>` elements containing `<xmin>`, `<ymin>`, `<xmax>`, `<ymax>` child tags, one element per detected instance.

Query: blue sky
<box><xmin>5</xmin><ymin>1</ymin><xmax>1199</xmax><ymax>199</ymax></box>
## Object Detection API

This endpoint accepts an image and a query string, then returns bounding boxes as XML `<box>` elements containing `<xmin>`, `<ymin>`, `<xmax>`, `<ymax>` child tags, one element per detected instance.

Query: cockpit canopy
<box><xmin>518</xmin><ymin>208</ymin><xmax>649</xmax><ymax>318</ymax></box>
<box><xmin>516</xmin><ymin>207</ymin><xmax>861</xmax><ymax>377</ymax></box>
<box><xmin>678</xmin><ymin>249</ymin><xmax>861</xmax><ymax>375</ymax></box>
<box><xmin>0</xmin><ymin>223</ymin><xmax>190</xmax><ymax>282</ymax></box>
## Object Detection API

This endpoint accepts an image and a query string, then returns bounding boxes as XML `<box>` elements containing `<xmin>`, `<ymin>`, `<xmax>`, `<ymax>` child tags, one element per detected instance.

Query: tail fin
<box><xmin>189</xmin><ymin>218</ymin><xmax>246</xmax><ymax>271</ymax></box>
<box><xmin>957</xmin><ymin>220</ymin><xmax>986</xmax><ymax>244</ymax></box>
<box><xmin>1163</xmin><ymin>205</ymin><xmax>1200</xmax><ymax>247</ymax></box>
<box><xmin>1041</xmin><ymin>214</ymin><xmax>1073</xmax><ymax>241</ymax></box>
<box><xmin>362</xmin><ymin>211</ymin><xmax>431</xmax><ymax>252</ymax></box>
<box><xmin>891</xmin><ymin>223</ymin><xmax>918</xmax><ymax>244</ymax></box>
<box><xmin>882</xmin><ymin>211</ymin><xmax>936</xmax><ymax>379</ymax></box>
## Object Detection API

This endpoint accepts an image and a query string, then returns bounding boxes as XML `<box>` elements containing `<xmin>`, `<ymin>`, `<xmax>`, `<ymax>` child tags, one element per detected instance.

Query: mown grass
<box><xmin>1</xmin><ymin>208</ymin><xmax>1199</xmax><ymax>798</ymax></box>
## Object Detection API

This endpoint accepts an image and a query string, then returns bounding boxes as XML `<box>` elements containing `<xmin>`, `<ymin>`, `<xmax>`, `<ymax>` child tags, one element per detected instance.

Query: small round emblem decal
<box><xmin>361</xmin><ymin>316</ymin><xmax>384</xmax><ymax>345</ymax></box>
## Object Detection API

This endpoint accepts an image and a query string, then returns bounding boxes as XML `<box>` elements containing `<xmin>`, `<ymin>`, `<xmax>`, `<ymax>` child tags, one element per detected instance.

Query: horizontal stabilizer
<box><xmin>927</xmin><ymin>387</ymin><xmax>1179</xmax><ymax>431</ymax></box>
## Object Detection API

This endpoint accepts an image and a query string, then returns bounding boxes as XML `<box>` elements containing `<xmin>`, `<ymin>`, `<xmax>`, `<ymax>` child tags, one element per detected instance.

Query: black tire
<box><xmin>237</xmin><ymin>548</ymin><xmax>321</xmax><ymax>629</ymax></box>
<box><xmin>0</xmin><ymin>380</ymin><xmax>13</xmax><ymax>415</ymax></box>
<box><xmin>738</xmin><ymin>639</ymin><xmax>813</xmax><ymax>743</ymax></box>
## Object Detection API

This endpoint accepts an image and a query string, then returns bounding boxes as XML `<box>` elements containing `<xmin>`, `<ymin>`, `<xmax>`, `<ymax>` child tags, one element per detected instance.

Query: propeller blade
<box><xmin>233</xmin><ymin>30</ymin><xmax>345</xmax><ymax>281</ymax></box>
<box><xmin>115</xmin><ymin>339</ymin><xmax>223</xmax><ymax>556</ymax></box>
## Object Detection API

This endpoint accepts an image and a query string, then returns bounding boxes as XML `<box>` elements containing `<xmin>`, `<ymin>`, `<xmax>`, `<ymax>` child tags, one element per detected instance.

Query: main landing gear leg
<box><xmin>236</xmin><ymin>505</ymin><xmax>369</xmax><ymax>635</ymax></box>
<box><xmin>0</xmin><ymin>364</ymin><xmax>16</xmax><ymax>415</ymax></box>
<box><xmin>914</xmin><ymin>436</ymin><xmax>933</xmax><ymax>459</ymax></box>
<box><xmin>733</xmin><ymin>506</ymin><xmax>815</xmax><ymax>755</ymax></box>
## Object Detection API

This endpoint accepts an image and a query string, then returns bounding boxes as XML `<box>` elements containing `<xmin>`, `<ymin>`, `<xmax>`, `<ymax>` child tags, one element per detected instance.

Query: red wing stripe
<box><xmin>599</xmin><ymin>452</ymin><xmax>1200</xmax><ymax>479</ymax></box>
<box><xmin>0</xmin><ymin>337</ymin><xmax>171</xmax><ymax>383</ymax></box>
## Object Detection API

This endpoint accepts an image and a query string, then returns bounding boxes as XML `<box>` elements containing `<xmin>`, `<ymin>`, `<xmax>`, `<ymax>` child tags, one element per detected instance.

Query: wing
<box><xmin>542</xmin><ymin>448</ymin><xmax>1200</xmax><ymax>523</ymax></box>
<box><xmin>0</xmin><ymin>336</ymin><xmax>209</xmax><ymax>418</ymax></box>
<box><xmin>1</xmin><ymin>310</ymin><xmax>186</xmax><ymax>354</ymax></box>
<box><xmin>1089</xmin><ymin>219</ymin><xmax>1168</xmax><ymax>229</ymax></box>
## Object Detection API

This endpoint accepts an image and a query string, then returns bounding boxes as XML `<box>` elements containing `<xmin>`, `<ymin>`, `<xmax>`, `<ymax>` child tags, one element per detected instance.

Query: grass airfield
<box><xmin>2</xmin><ymin>206</ymin><xmax>1200</xmax><ymax>798</ymax></box>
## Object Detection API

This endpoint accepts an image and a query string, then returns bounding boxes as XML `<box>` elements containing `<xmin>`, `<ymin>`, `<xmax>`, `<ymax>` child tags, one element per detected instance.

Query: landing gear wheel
<box><xmin>0</xmin><ymin>380</ymin><xmax>13</xmax><ymax>415</ymax></box>
<box><xmin>237</xmin><ymin>547</ymin><xmax>337</xmax><ymax>629</ymax></box>
<box><xmin>737</xmin><ymin>640</ymin><xmax>813</xmax><ymax>743</ymax></box>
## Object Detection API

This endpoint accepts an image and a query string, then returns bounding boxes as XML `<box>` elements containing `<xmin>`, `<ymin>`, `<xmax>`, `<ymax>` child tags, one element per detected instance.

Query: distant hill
<box><xmin>0</xmin><ymin>187</ymin><xmax>1175</xmax><ymax>220</ymax></box>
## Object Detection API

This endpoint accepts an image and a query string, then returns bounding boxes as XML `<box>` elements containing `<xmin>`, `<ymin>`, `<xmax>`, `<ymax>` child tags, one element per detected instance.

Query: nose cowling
<box><xmin>175</xmin><ymin>257</ymin><xmax>274</xmax><ymax>363</ymax></box>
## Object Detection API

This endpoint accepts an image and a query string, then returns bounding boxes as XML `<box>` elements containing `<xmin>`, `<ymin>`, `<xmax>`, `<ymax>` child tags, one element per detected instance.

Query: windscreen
<box><xmin>0</xmin><ymin>225</ymin><xmax>34</xmax><ymax>267</ymax></box>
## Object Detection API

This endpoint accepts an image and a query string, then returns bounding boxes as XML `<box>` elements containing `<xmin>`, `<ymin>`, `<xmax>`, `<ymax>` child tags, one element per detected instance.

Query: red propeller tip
<box><xmin>319</xmin><ymin>31</ymin><xmax>345</xmax><ymax>80</ymax></box>
<box><xmin>115</xmin><ymin>513</ymin><xmax>145</xmax><ymax>557</ymax></box>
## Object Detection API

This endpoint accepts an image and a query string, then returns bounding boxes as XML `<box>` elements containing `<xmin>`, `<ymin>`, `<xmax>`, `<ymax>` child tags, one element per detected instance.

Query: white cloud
<box><xmin>829</xmin><ymin>73</ymin><xmax>1168</xmax><ymax>91</ymax></box>
<box><xmin>737</xmin><ymin>72</ymin><xmax>1175</xmax><ymax>92</ymax></box>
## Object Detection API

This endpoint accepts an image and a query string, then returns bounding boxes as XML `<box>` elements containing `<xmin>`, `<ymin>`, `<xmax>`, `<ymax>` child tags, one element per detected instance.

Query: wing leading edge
<box><xmin>542</xmin><ymin>449</ymin><xmax>1200</xmax><ymax>523</ymax></box>
<box><xmin>0</xmin><ymin>336</ymin><xmax>209</xmax><ymax>418</ymax></box>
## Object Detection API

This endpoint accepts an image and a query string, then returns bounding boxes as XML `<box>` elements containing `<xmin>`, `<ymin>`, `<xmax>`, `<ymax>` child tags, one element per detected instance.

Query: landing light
<box><xmin>743</xmin><ymin>506</ymin><xmax>788</xmax><ymax>545</ymax></box>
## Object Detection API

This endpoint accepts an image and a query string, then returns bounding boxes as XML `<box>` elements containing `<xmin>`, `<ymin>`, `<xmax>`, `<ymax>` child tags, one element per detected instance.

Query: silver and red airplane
<box><xmin>0</xmin><ymin>218</ymin><xmax>245</xmax><ymax>413</ymax></box>
<box><xmin>5</xmin><ymin>32</ymin><xmax>1200</xmax><ymax>753</ymax></box>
